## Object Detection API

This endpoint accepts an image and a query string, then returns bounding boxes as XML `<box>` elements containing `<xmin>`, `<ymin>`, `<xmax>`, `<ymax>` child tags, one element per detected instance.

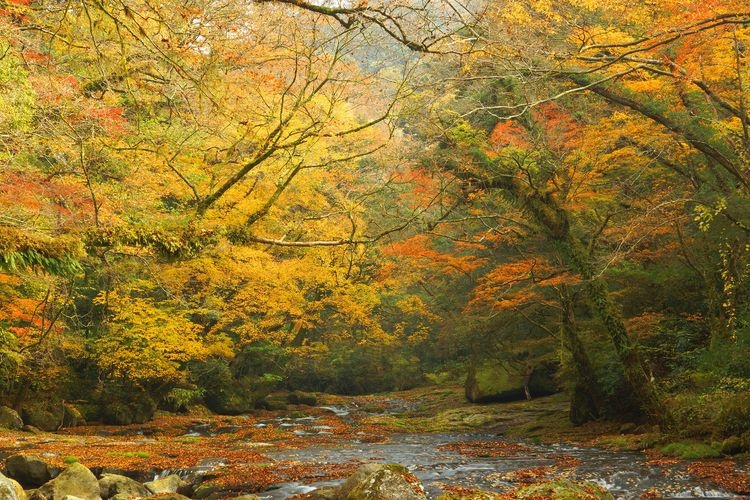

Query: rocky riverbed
<box><xmin>1</xmin><ymin>387</ymin><xmax>749</xmax><ymax>498</ymax></box>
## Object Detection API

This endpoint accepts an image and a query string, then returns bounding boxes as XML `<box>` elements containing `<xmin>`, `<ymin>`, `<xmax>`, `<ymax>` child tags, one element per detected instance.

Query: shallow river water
<box><xmin>242</xmin><ymin>406</ymin><xmax>742</xmax><ymax>499</ymax></box>
<box><xmin>260</xmin><ymin>433</ymin><xmax>734</xmax><ymax>499</ymax></box>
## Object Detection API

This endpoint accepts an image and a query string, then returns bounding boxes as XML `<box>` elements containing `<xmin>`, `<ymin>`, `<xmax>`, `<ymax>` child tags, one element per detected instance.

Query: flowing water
<box><xmin>233</xmin><ymin>405</ymin><xmax>740</xmax><ymax>499</ymax></box>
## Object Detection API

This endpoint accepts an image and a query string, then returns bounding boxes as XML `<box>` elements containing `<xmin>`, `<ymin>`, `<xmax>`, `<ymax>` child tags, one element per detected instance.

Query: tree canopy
<box><xmin>1</xmin><ymin>0</ymin><xmax>749</xmax><ymax>436</ymax></box>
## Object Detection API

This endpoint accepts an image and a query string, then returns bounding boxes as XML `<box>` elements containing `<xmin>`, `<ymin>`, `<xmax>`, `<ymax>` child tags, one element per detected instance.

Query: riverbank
<box><xmin>1</xmin><ymin>386</ymin><xmax>749</xmax><ymax>498</ymax></box>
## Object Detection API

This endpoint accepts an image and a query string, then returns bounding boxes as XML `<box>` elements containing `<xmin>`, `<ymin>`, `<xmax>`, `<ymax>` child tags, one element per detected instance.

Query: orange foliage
<box><xmin>468</xmin><ymin>258</ymin><xmax>569</xmax><ymax>312</ymax></box>
<box><xmin>627</xmin><ymin>312</ymin><xmax>665</xmax><ymax>340</ymax></box>
<box><xmin>0</xmin><ymin>297</ymin><xmax>45</xmax><ymax>340</ymax></box>
<box><xmin>489</xmin><ymin>121</ymin><xmax>530</xmax><ymax>149</ymax></box>
<box><xmin>532</xmin><ymin>102</ymin><xmax>580</xmax><ymax>151</ymax></box>
<box><xmin>383</xmin><ymin>235</ymin><xmax>487</xmax><ymax>276</ymax></box>
<box><xmin>81</xmin><ymin>106</ymin><xmax>128</xmax><ymax>133</ymax></box>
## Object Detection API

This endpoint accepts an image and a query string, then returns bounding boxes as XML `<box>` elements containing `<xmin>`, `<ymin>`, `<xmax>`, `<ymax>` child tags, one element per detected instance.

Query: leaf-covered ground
<box><xmin>0</xmin><ymin>403</ymin><xmax>390</xmax><ymax>495</ymax></box>
<box><xmin>1</xmin><ymin>387</ymin><xmax>749</xmax><ymax>497</ymax></box>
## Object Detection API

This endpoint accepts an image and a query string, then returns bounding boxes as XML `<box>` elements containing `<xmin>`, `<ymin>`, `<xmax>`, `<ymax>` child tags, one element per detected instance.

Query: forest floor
<box><xmin>1</xmin><ymin>385</ymin><xmax>749</xmax><ymax>498</ymax></box>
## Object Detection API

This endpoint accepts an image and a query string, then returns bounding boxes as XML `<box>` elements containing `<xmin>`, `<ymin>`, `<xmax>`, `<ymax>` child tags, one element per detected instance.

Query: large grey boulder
<box><xmin>30</xmin><ymin>463</ymin><xmax>101</xmax><ymax>500</ymax></box>
<box><xmin>0</xmin><ymin>472</ymin><xmax>26</xmax><ymax>500</ymax></box>
<box><xmin>0</xmin><ymin>406</ymin><xmax>23</xmax><ymax>430</ymax></box>
<box><xmin>98</xmin><ymin>473</ymin><xmax>149</xmax><ymax>499</ymax></box>
<box><xmin>5</xmin><ymin>455</ymin><xmax>53</xmax><ymax>487</ymax></box>
<box><xmin>336</xmin><ymin>463</ymin><xmax>426</xmax><ymax>500</ymax></box>
<box><xmin>143</xmin><ymin>475</ymin><xmax>188</xmax><ymax>495</ymax></box>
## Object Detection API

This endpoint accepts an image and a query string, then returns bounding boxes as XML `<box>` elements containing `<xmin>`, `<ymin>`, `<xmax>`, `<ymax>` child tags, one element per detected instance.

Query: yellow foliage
<box><xmin>93</xmin><ymin>292</ymin><xmax>208</xmax><ymax>383</ymax></box>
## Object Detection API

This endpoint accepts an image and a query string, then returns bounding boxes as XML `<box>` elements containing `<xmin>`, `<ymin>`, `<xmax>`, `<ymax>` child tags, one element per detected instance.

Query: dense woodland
<box><xmin>1</xmin><ymin>0</ymin><xmax>750</xmax><ymax>445</ymax></box>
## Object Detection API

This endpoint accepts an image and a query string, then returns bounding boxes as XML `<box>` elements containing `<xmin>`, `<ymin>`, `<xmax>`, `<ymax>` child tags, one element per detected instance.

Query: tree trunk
<box><xmin>455</xmin><ymin>148</ymin><xmax>668</xmax><ymax>422</ymax></box>
<box><xmin>562</xmin><ymin>236</ymin><xmax>667</xmax><ymax>423</ymax></box>
<box><xmin>522</xmin><ymin>364</ymin><xmax>533</xmax><ymax>400</ymax></box>
<box><xmin>12</xmin><ymin>379</ymin><xmax>28</xmax><ymax>412</ymax></box>
<box><xmin>464</xmin><ymin>362</ymin><xmax>480</xmax><ymax>403</ymax></box>
<box><xmin>559</xmin><ymin>285</ymin><xmax>604</xmax><ymax>423</ymax></box>
<box><xmin>707</xmin><ymin>272</ymin><xmax>733</xmax><ymax>349</ymax></box>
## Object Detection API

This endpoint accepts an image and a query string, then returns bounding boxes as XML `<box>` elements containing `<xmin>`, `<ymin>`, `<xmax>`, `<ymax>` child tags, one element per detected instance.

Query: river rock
<box><xmin>721</xmin><ymin>436</ymin><xmax>743</xmax><ymax>455</ymax></box>
<box><xmin>185</xmin><ymin>404</ymin><xmax>213</xmax><ymax>417</ymax></box>
<box><xmin>5</xmin><ymin>455</ymin><xmax>53</xmax><ymax>488</ymax></box>
<box><xmin>193</xmin><ymin>481</ymin><xmax>228</xmax><ymax>499</ymax></box>
<box><xmin>619</xmin><ymin>422</ymin><xmax>638</xmax><ymax>434</ymax></box>
<box><xmin>98</xmin><ymin>473</ymin><xmax>150</xmax><ymax>499</ymax></box>
<box><xmin>515</xmin><ymin>480</ymin><xmax>613</xmax><ymax>499</ymax></box>
<box><xmin>21</xmin><ymin>405</ymin><xmax>60</xmax><ymax>432</ymax></box>
<box><xmin>308</xmin><ymin>487</ymin><xmax>337</xmax><ymax>499</ymax></box>
<box><xmin>144</xmin><ymin>495</ymin><xmax>191</xmax><ymax>500</ymax></box>
<box><xmin>256</xmin><ymin>395</ymin><xmax>287</xmax><ymax>411</ymax></box>
<box><xmin>464</xmin><ymin>360</ymin><xmax>559</xmax><ymax>404</ymax></box>
<box><xmin>0</xmin><ymin>472</ymin><xmax>26</xmax><ymax>500</ymax></box>
<box><xmin>30</xmin><ymin>463</ymin><xmax>101</xmax><ymax>500</ymax></box>
<box><xmin>62</xmin><ymin>405</ymin><xmax>86</xmax><ymax>428</ymax></box>
<box><xmin>0</xmin><ymin>405</ymin><xmax>23</xmax><ymax>430</ymax></box>
<box><xmin>287</xmin><ymin>391</ymin><xmax>317</xmax><ymax>406</ymax></box>
<box><xmin>336</xmin><ymin>463</ymin><xmax>426</xmax><ymax>500</ymax></box>
<box><xmin>144</xmin><ymin>475</ymin><xmax>188</xmax><ymax>495</ymax></box>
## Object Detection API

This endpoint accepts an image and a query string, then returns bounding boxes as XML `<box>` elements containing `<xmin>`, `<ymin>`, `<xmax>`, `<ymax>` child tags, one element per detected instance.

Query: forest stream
<box><xmin>259</xmin><ymin>414</ymin><xmax>735</xmax><ymax>499</ymax></box>
<box><xmin>5</xmin><ymin>1</ymin><xmax>750</xmax><ymax>498</ymax></box>
<box><xmin>121</xmin><ymin>394</ymin><xmax>750</xmax><ymax>498</ymax></box>
<box><xmin>223</xmin><ymin>404</ymin><xmax>741</xmax><ymax>499</ymax></box>
<box><xmin>2</xmin><ymin>390</ymin><xmax>749</xmax><ymax>499</ymax></box>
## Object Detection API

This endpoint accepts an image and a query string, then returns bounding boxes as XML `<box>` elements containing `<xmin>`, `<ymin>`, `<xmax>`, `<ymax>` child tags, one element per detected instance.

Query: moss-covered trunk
<box><xmin>562</xmin><ymin>236</ymin><xmax>667</xmax><ymax>422</ymax></box>
<box><xmin>559</xmin><ymin>285</ymin><xmax>604</xmax><ymax>424</ymax></box>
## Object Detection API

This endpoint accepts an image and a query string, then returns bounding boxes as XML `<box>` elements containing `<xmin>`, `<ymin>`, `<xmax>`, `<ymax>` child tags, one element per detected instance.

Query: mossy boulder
<box><xmin>98</xmin><ymin>473</ymin><xmax>150</xmax><ymax>499</ymax></box>
<box><xmin>192</xmin><ymin>482</ymin><xmax>221</xmax><ymax>499</ymax></box>
<box><xmin>0</xmin><ymin>405</ymin><xmax>23</xmax><ymax>430</ymax></box>
<box><xmin>30</xmin><ymin>463</ymin><xmax>101</xmax><ymax>500</ymax></box>
<box><xmin>101</xmin><ymin>403</ymin><xmax>133</xmax><ymax>426</ymax></box>
<box><xmin>21</xmin><ymin>404</ymin><xmax>59</xmax><ymax>432</ymax></box>
<box><xmin>143</xmin><ymin>495</ymin><xmax>191</xmax><ymax>500</ymax></box>
<box><xmin>465</xmin><ymin>360</ymin><xmax>559</xmax><ymax>404</ymax></box>
<box><xmin>515</xmin><ymin>480</ymin><xmax>613</xmax><ymax>499</ymax></box>
<box><xmin>62</xmin><ymin>405</ymin><xmax>86</xmax><ymax>428</ymax></box>
<box><xmin>144</xmin><ymin>475</ymin><xmax>189</xmax><ymax>496</ymax></box>
<box><xmin>720</xmin><ymin>436</ymin><xmax>743</xmax><ymax>455</ymax></box>
<box><xmin>256</xmin><ymin>394</ymin><xmax>288</xmax><ymax>411</ymax></box>
<box><xmin>336</xmin><ymin>463</ymin><xmax>426</xmax><ymax>500</ymax></box>
<box><xmin>101</xmin><ymin>397</ymin><xmax>155</xmax><ymax>426</ymax></box>
<box><xmin>308</xmin><ymin>487</ymin><xmax>338</xmax><ymax>499</ymax></box>
<box><xmin>5</xmin><ymin>455</ymin><xmax>52</xmax><ymax>488</ymax></box>
<box><xmin>438</xmin><ymin>489</ymin><xmax>504</xmax><ymax>499</ymax></box>
<box><xmin>0</xmin><ymin>472</ymin><xmax>26</xmax><ymax>500</ymax></box>
<box><xmin>287</xmin><ymin>391</ymin><xmax>317</xmax><ymax>406</ymax></box>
